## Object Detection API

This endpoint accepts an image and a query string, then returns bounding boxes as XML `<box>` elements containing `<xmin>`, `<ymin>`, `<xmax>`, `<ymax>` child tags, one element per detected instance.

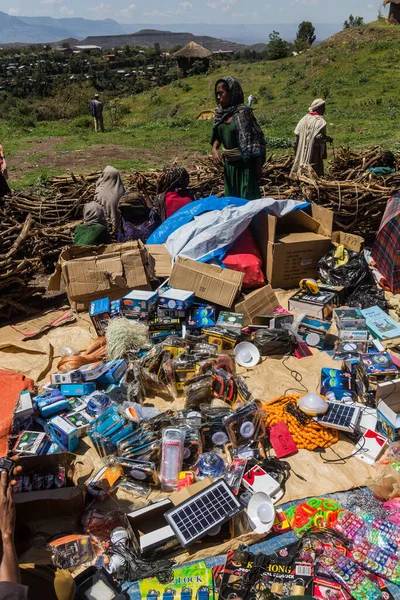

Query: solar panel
<box><xmin>315</xmin><ymin>401</ymin><xmax>361</xmax><ymax>432</ymax></box>
<box><xmin>165</xmin><ymin>480</ymin><xmax>242</xmax><ymax>547</ymax></box>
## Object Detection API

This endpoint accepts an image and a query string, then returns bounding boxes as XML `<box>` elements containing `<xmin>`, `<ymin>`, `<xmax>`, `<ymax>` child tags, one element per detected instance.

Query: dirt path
<box><xmin>11</xmin><ymin>137</ymin><xmax>208</xmax><ymax>182</ymax></box>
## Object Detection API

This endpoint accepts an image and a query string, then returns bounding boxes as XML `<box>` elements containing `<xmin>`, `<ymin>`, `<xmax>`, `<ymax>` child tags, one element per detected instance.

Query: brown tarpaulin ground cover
<box><xmin>0</xmin><ymin>296</ymin><xmax>376</xmax><ymax>564</ymax></box>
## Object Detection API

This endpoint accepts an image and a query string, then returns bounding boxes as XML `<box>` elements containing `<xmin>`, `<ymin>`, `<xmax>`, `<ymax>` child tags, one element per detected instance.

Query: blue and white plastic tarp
<box><xmin>147</xmin><ymin>196</ymin><xmax>309</xmax><ymax>264</ymax></box>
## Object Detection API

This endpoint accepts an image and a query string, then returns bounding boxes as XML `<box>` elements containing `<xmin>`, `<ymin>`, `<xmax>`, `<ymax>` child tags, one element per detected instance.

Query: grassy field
<box><xmin>3</xmin><ymin>20</ymin><xmax>400</xmax><ymax>189</ymax></box>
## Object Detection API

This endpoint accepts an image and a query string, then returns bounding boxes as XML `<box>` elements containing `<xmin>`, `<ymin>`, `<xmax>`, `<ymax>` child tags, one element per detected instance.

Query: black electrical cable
<box><xmin>282</xmin><ymin>354</ymin><xmax>309</xmax><ymax>396</ymax></box>
<box><xmin>318</xmin><ymin>424</ymin><xmax>367</xmax><ymax>464</ymax></box>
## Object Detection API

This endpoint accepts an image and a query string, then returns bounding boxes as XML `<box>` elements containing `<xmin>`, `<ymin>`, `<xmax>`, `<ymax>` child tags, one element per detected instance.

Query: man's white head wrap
<box><xmin>309</xmin><ymin>98</ymin><xmax>325</xmax><ymax>113</ymax></box>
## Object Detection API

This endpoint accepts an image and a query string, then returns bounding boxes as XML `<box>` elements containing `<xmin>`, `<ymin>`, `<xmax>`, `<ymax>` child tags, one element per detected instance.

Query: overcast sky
<box><xmin>5</xmin><ymin>0</ymin><xmax>386</xmax><ymax>24</ymax></box>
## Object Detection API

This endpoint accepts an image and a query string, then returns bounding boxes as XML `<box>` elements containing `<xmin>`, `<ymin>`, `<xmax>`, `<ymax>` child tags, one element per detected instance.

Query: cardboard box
<box><xmin>334</xmin><ymin>308</ymin><xmax>366</xmax><ymax>330</ymax></box>
<box><xmin>377</xmin><ymin>379</ymin><xmax>400</xmax><ymax>442</ymax></box>
<box><xmin>15</xmin><ymin>391</ymin><xmax>34</xmax><ymax>420</ymax></box>
<box><xmin>48</xmin><ymin>241</ymin><xmax>152</xmax><ymax>312</ymax></box>
<box><xmin>169</xmin><ymin>477</ymin><xmax>213</xmax><ymax>506</ymax></box>
<box><xmin>89</xmin><ymin>297</ymin><xmax>111</xmax><ymax>336</ymax></box>
<box><xmin>48</xmin><ymin>415</ymin><xmax>79</xmax><ymax>452</ymax></box>
<box><xmin>217</xmin><ymin>311</ymin><xmax>244</xmax><ymax>333</ymax></box>
<box><xmin>127</xmin><ymin>498</ymin><xmax>177</xmax><ymax>557</ymax></box>
<box><xmin>122</xmin><ymin>290</ymin><xmax>158</xmax><ymax>316</ymax></box>
<box><xmin>15</xmin><ymin>453</ymin><xmax>92</xmax><ymax>522</ymax></box>
<box><xmin>61</xmin><ymin>383</ymin><xmax>95</xmax><ymax>397</ymax></box>
<box><xmin>289</xmin><ymin>289</ymin><xmax>336</xmax><ymax>320</ymax></box>
<box><xmin>337</xmin><ymin>329</ymin><xmax>369</xmax><ymax>342</ymax></box>
<box><xmin>332</xmin><ymin>231</ymin><xmax>365</xmax><ymax>253</ymax></box>
<box><xmin>159</xmin><ymin>288</ymin><xmax>195</xmax><ymax>311</ymax></box>
<box><xmin>146</xmin><ymin>244</ymin><xmax>171</xmax><ymax>278</ymax></box>
<box><xmin>170</xmin><ymin>257</ymin><xmax>243</xmax><ymax>308</ymax></box>
<box><xmin>234</xmin><ymin>285</ymin><xmax>279</xmax><ymax>326</ymax></box>
<box><xmin>97</xmin><ymin>359</ymin><xmax>127</xmax><ymax>384</ymax></box>
<box><xmin>50</xmin><ymin>369</ymin><xmax>83</xmax><ymax>386</ymax></box>
<box><xmin>297</xmin><ymin>315</ymin><xmax>331</xmax><ymax>350</ymax></box>
<box><xmin>253</xmin><ymin>204</ymin><xmax>333</xmax><ymax>289</ymax></box>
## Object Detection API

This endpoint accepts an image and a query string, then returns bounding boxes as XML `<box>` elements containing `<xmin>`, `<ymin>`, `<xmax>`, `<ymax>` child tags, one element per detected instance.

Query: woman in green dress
<box><xmin>211</xmin><ymin>76</ymin><xmax>266</xmax><ymax>200</ymax></box>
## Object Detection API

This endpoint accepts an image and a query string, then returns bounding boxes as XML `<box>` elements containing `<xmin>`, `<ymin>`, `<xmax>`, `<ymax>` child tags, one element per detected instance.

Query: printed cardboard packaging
<box><xmin>253</xmin><ymin>204</ymin><xmax>333</xmax><ymax>289</ymax></box>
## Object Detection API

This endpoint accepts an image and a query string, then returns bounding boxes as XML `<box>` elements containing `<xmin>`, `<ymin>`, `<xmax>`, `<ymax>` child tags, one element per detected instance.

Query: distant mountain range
<box><xmin>0</xmin><ymin>11</ymin><xmax>341</xmax><ymax>46</ymax></box>
<box><xmin>75</xmin><ymin>30</ymin><xmax>267</xmax><ymax>52</ymax></box>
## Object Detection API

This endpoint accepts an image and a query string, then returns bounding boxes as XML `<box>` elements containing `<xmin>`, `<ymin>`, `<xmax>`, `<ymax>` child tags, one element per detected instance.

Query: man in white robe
<box><xmin>290</xmin><ymin>98</ymin><xmax>333</xmax><ymax>179</ymax></box>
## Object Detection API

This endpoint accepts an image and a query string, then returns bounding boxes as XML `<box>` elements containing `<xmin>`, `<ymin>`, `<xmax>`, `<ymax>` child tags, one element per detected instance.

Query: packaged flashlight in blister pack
<box><xmin>140</xmin><ymin>342</ymin><xmax>164</xmax><ymax>373</ymax></box>
<box><xmin>201</xmin><ymin>422</ymin><xmax>230</xmax><ymax>451</ymax></box>
<box><xmin>211</xmin><ymin>369</ymin><xmax>237</xmax><ymax>406</ymax></box>
<box><xmin>174</xmin><ymin>409</ymin><xmax>202</xmax><ymax>429</ymax></box>
<box><xmin>192</xmin><ymin>342</ymin><xmax>220</xmax><ymax>359</ymax></box>
<box><xmin>184</xmin><ymin>374</ymin><xmax>213</xmax><ymax>409</ymax></box>
<box><xmin>115</xmin><ymin>457</ymin><xmax>159</xmax><ymax>486</ymax></box>
<box><xmin>235</xmin><ymin>377</ymin><xmax>253</xmax><ymax>407</ymax></box>
<box><xmin>200</xmin><ymin>404</ymin><xmax>232</xmax><ymax>422</ymax></box>
<box><xmin>225</xmin><ymin>458</ymin><xmax>247</xmax><ymax>494</ymax></box>
<box><xmin>117</xmin><ymin>428</ymin><xmax>158</xmax><ymax>455</ymax></box>
<box><xmin>161</xmin><ymin>427</ymin><xmax>185</xmax><ymax>491</ymax></box>
<box><xmin>146</xmin><ymin>409</ymin><xmax>176</xmax><ymax>432</ymax></box>
<box><xmin>224</xmin><ymin>403</ymin><xmax>265</xmax><ymax>448</ymax></box>
<box><xmin>174</xmin><ymin>356</ymin><xmax>197</xmax><ymax>392</ymax></box>
<box><xmin>182</xmin><ymin>427</ymin><xmax>202</xmax><ymax>469</ymax></box>
<box><xmin>184</xmin><ymin>332</ymin><xmax>208</xmax><ymax>349</ymax></box>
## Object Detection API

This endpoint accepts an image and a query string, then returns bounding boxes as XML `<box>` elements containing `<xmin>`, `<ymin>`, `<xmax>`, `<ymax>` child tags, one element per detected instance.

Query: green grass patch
<box><xmin>4</xmin><ymin>23</ymin><xmax>400</xmax><ymax>187</ymax></box>
<box><xmin>11</xmin><ymin>167</ymin><xmax>66</xmax><ymax>190</ymax></box>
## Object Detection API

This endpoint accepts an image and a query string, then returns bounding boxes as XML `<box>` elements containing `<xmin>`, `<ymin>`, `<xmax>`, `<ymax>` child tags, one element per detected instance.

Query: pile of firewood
<box><xmin>0</xmin><ymin>147</ymin><xmax>398</xmax><ymax>321</ymax></box>
<box><xmin>0</xmin><ymin>172</ymin><xmax>99</xmax><ymax>320</ymax></box>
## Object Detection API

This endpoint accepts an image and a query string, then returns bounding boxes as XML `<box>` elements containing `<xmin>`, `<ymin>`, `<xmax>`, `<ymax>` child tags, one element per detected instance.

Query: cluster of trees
<box><xmin>343</xmin><ymin>14</ymin><xmax>365</xmax><ymax>29</ymax></box>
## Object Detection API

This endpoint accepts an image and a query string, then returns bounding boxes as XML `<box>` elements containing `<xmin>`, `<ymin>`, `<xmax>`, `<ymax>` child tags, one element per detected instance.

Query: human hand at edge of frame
<box><xmin>0</xmin><ymin>471</ymin><xmax>16</xmax><ymax>540</ymax></box>
<box><xmin>2</xmin><ymin>457</ymin><xmax>23</xmax><ymax>487</ymax></box>
<box><xmin>10</xmin><ymin>456</ymin><xmax>22</xmax><ymax>486</ymax></box>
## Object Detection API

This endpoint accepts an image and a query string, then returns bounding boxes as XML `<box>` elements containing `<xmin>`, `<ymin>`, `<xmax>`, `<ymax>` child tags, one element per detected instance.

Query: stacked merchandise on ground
<box><xmin>7</xmin><ymin>228</ymin><xmax>400</xmax><ymax>599</ymax></box>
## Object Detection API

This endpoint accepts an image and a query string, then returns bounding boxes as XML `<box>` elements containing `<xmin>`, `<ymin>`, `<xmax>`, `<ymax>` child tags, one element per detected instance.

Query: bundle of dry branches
<box><xmin>0</xmin><ymin>147</ymin><xmax>397</xmax><ymax>321</ymax></box>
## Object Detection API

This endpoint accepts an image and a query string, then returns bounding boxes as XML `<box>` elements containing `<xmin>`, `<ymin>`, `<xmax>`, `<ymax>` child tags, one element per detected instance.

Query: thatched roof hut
<box><xmin>384</xmin><ymin>0</ymin><xmax>400</xmax><ymax>24</ymax></box>
<box><xmin>173</xmin><ymin>42</ymin><xmax>212</xmax><ymax>76</ymax></box>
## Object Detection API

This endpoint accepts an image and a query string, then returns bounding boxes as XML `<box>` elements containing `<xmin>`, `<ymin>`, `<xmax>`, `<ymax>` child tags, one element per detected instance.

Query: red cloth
<box><xmin>222</xmin><ymin>228</ymin><xmax>265</xmax><ymax>288</ymax></box>
<box><xmin>0</xmin><ymin>370</ymin><xmax>34</xmax><ymax>457</ymax></box>
<box><xmin>165</xmin><ymin>191</ymin><xmax>193</xmax><ymax>219</ymax></box>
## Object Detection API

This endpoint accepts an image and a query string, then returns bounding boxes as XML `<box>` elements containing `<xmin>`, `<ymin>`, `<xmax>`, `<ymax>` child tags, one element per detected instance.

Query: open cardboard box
<box><xmin>15</xmin><ymin>452</ymin><xmax>93</xmax><ymax>523</ymax></box>
<box><xmin>332</xmin><ymin>231</ymin><xmax>364</xmax><ymax>253</ymax></box>
<box><xmin>234</xmin><ymin>285</ymin><xmax>280</xmax><ymax>326</ymax></box>
<box><xmin>170</xmin><ymin>257</ymin><xmax>244</xmax><ymax>308</ymax></box>
<box><xmin>252</xmin><ymin>204</ymin><xmax>333</xmax><ymax>289</ymax></box>
<box><xmin>127</xmin><ymin>498</ymin><xmax>179</xmax><ymax>557</ymax></box>
<box><xmin>145</xmin><ymin>244</ymin><xmax>172</xmax><ymax>278</ymax></box>
<box><xmin>377</xmin><ymin>379</ymin><xmax>400</xmax><ymax>442</ymax></box>
<box><xmin>48</xmin><ymin>241</ymin><xmax>153</xmax><ymax>312</ymax></box>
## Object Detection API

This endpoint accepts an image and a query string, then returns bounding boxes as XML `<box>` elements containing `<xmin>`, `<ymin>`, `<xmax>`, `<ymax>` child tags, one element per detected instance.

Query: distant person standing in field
<box><xmin>0</xmin><ymin>143</ymin><xmax>11</xmax><ymax>198</ymax></box>
<box><xmin>248</xmin><ymin>94</ymin><xmax>254</xmax><ymax>108</ymax></box>
<box><xmin>90</xmin><ymin>93</ymin><xmax>104</xmax><ymax>132</ymax></box>
<box><xmin>212</xmin><ymin>76</ymin><xmax>266</xmax><ymax>200</ymax></box>
<box><xmin>290</xmin><ymin>98</ymin><xmax>333</xmax><ymax>178</ymax></box>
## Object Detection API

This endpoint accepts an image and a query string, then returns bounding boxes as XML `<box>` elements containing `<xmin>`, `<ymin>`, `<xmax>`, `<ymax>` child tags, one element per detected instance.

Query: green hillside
<box><xmin>4</xmin><ymin>21</ymin><xmax>400</xmax><ymax>188</ymax></box>
<box><xmin>128</xmin><ymin>21</ymin><xmax>400</xmax><ymax>149</ymax></box>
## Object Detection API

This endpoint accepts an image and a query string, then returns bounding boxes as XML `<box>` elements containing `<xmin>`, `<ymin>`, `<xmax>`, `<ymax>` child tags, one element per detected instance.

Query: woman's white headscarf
<box><xmin>83</xmin><ymin>201</ymin><xmax>107</xmax><ymax>227</ymax></box>
<box><xmin>94</xmin><ymin>166</ymin><xmax>125</xmax><ymax>232</ymax></box>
